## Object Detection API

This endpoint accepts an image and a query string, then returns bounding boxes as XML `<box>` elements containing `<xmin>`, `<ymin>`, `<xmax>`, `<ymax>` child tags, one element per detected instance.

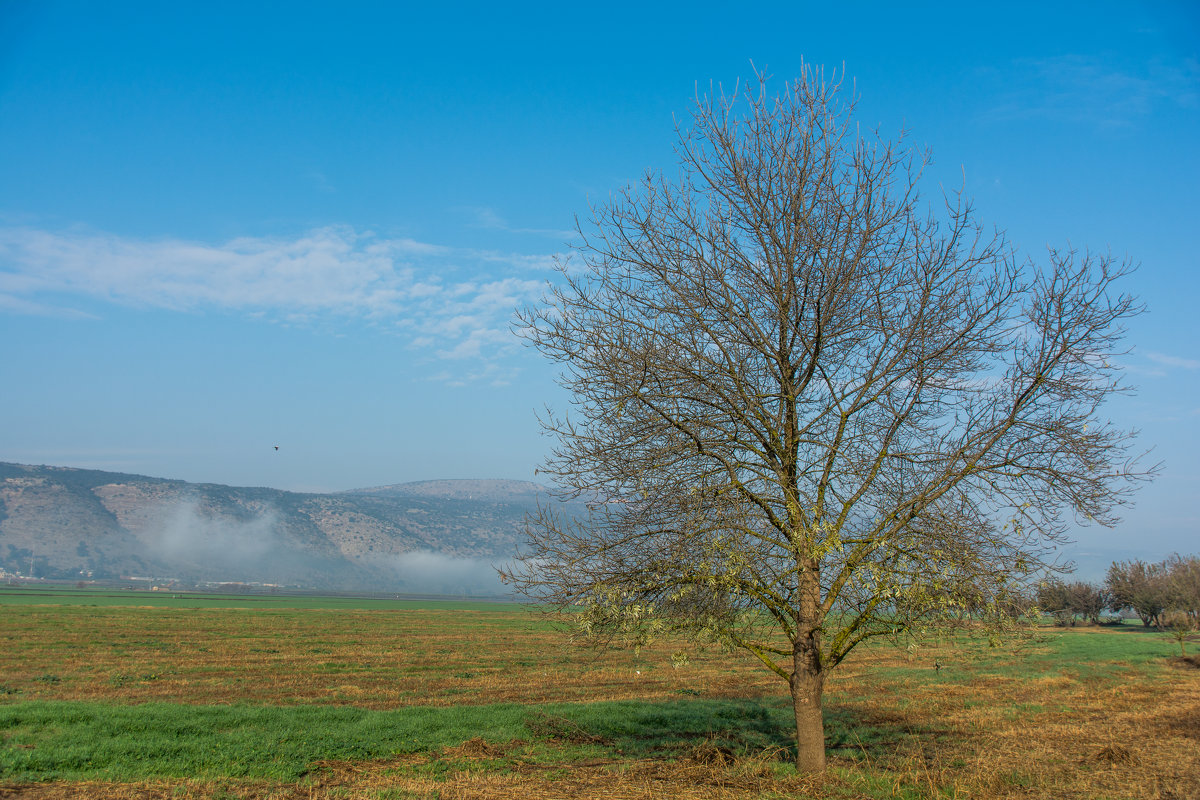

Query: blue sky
<box><xmin>1</xmin><ymin>2</ymin><xmax>1197</xmax><ymax>575</ymax></box>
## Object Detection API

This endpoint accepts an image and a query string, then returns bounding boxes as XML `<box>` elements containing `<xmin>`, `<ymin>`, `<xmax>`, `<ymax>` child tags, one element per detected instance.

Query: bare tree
<box><xmin>1071</xmin><ymin>581</ymin><xmax>1112</xmax><ymax>625</ymax></box>
<box><xmin>506</xmin><ymin>67</ymin><xmax>1149</xmax><ymax>773</ymax></box>
<box><xmin>1037</xmin><ymin>579</ymin><xmax>1076</xmax><ymax>626</ymax></box>
<box><xmin>1107</xmin><ymin>559</ymin><xmax>1171</xmax><ymax>627</ymax></box>
<box><xmin>1166</xmin><ymin>553</ymin><xmax>1200</xmax><ymax>625</ymax></box>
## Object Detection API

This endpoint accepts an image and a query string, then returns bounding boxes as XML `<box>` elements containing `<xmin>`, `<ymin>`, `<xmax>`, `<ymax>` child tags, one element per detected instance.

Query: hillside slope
<box><xmin>0</xmin><ymin>462</ymin><xmax>568</xmax><ymax>594</ymax></box>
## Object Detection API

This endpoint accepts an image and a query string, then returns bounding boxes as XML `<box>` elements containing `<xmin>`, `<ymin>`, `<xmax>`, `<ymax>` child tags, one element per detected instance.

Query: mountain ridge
<box><xmin>0</xmin><ymin>462</ymin><xmax>567</xmax><ymax>595</ymax></box>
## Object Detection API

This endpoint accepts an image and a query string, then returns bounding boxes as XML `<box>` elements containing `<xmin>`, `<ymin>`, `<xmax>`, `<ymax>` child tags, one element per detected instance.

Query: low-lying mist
<box><xmin>152</xmin><ymin>500</ymin><xmax>281</xmax><ymax>569</ymax></box>
<box><xmin>385</xmin><ymin>550</ymin><xmax>510</xmax><ymax>596</ymax></box>
<box><xmin>139</xmin><ymin>497</ymin><xmax>513</xmax><ymax>595</ymax></box>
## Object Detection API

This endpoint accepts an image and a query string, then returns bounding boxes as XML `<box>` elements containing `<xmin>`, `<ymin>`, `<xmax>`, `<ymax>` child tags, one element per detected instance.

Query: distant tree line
<box><xmin>1037</xmin><ymin>554</ymin><xmax>1200</xmax><ymax>631</ymax></box>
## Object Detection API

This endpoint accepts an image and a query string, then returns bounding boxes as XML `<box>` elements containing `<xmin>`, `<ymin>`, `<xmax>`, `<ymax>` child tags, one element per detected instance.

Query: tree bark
<box><xmin>791</xmin><ymin>638</ymin><xmax>827</xmax><ymax>773</ymax></box>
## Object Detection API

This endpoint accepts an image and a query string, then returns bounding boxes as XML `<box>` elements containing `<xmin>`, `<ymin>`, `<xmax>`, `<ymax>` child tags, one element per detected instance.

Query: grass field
<box><xmin>1</xmin><ymin>586</ymin><xmax>1197</xmax><ymax>799</ymax></box>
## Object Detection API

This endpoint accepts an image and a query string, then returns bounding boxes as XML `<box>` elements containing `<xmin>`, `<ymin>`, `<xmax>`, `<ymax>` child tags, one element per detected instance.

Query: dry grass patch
<box><xmin>3</xmin><ymin>604</ymin><xmax>1199</xmax><ymax>798</ymax></box>
<box><xmin>0</xmin><ymin>606</ymin><xmax>779</xmax><ymax>708</ymax></box>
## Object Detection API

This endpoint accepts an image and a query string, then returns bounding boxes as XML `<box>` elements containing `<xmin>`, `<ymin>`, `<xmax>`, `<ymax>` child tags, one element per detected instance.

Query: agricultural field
<box><xmin>1</xmin><ymin>586</ymin><xmax>1197</xmax><ymax>799</ymax></box>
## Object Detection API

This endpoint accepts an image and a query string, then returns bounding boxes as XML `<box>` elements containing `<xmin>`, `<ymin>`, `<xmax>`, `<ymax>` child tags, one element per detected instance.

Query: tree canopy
<box><xmin>506</xmin><ymin>67</ymin><xmax>1149</xmax><ymax>772</ymax></box>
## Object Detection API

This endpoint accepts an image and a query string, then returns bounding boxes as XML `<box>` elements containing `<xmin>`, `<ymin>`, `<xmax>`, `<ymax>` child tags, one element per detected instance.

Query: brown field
<box><xmin>2</xmin><ymin>602</ymin><xmax>1198</xmax><ymax>799</ymax></box>
<box><xmin>0</xmin><ymin>605</ymin><xmax>783</xmax><ymax>706</ymax></box>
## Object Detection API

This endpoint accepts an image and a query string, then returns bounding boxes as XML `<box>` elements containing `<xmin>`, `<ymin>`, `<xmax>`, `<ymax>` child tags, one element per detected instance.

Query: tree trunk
<box><xmin>790</xmin><ymin>638</ymin><xmax>826</xmax><ymax>773</ymax></box>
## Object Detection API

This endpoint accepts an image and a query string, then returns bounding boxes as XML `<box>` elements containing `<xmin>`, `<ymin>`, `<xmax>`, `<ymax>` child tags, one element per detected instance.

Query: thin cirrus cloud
<box><xmin>0</xmin><ymin>224</ymin><xmax>554</xmax><ymax>374</ymax></box>
<box><xmin>1146</xmin><ymin>352</ymin><xmax>1200</xmax><ymax>371</ymax></box>
<box><xmin>458</xmin><ymin>206</ymin><xmax>578</xmax><ymax>240</ymax></box>
<box><xmin>980</xmin><ymin>54</ymin><xmax>1199</xmax><ymax>126</ymax></box>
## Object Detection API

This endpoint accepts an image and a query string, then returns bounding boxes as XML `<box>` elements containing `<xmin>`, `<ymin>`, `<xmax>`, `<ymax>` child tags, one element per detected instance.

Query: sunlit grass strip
<box><xmin>2</xmin><ymin>599</ymin><xmax>1194</xmax><ymax>798</ymax></box>
<box><xmin>0</xmin><ymin>697</ymin><xmax>808</xmax><ymax>782</ymax></box>
<box><xmin>0</xmin><ymin>701</ymin><xmax>531</xmax><ymax>780</ymax></box>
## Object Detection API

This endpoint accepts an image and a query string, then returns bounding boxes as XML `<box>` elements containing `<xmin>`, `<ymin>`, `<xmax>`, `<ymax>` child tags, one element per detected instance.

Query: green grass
<box><xmin>866</xmin><ymin>621</ymin><xmax>1174</xmax><ymax>686</ymax></box>
<box><xmin>0</xmin><ymin>692</ymin><xmax>1002</xmax><ymax>783</ymax></box>
<box><xmin>1040</xmin><ymin>624</ymin><xmax>1170</xmax><ymax>665</ymax></box>
<box><xmin>2</xmin><ymin>597</ymin><xmax>1190</xmax><ymax>797</ymax></box>
<box><xmin>1</xmin><ymin>701</ymin><xmax>529</xmax><ymax>780</ymax></box>
<box><xmin>0</xmin><ymin>697</ymin><xmax>813</xmax><ymax>782</ymax></box>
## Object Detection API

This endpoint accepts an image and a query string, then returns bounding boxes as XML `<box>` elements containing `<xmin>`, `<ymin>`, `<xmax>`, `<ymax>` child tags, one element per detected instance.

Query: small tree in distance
<box><xmin>1106</xmin><ymin>559</ymin><xmax>1170</xmax><ymax>627</ymax></box>
<box><xmin>1036</xmin><ymin>579</ymin><xmax>1110</xmax><ymax>626</ymax></box>
<box><xmin>1068</xmin><ymin>581</ymin><xmax>1111</xmax><ymax>625</ymax></box>
<box><xmin>1037</xmin><ymin>580</ymin><xmax>1075</xmax><ymax>626</ymax></box>
<box><xmin>1166</xmin><ymin>553</ymin><xmax>1200</xmax><ymax>625</ymax></box>
<box><xmin>506</xmin><ymin>66</ymin><xmax>1150</xmax><ymax>773</ymax></box>
<box><xmin>1163</xmin><ymin>614</ymin><xmax>1199</xmax><ymax>657</ymax></box>
<box><xmin>1106</xmin><ymin>554</ymin><xmax>1200</xmax><ymax>653</ymax></box>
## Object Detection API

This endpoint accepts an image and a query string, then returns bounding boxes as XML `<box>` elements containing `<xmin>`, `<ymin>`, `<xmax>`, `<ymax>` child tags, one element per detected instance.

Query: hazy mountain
<box><xmin>0</xmin><ymin>462</ymin><xmax>576</xmax><ymax>595</ymax></box>
<box><xmin>347</xmin><ymin>478</ymin><xmax>549</xmax><ymax>503</ymax></box>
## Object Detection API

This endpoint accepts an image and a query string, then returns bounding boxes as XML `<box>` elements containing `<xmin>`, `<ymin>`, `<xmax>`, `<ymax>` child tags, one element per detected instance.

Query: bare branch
<box><xmin>507</xmin><ymin>65</ymin><xmax>1150</xmax><ymax>773</ymax></box>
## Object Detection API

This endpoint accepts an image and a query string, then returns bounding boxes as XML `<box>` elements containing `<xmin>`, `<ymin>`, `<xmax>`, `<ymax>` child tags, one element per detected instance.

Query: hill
<box><xmin>0</xmin><ymin>462</ymin><xmax>572</xmax><ymax>595</ymax></box>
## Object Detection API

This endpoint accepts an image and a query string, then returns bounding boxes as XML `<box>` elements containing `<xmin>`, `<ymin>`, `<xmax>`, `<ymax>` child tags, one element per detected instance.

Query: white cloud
<box><xmin>457</xmin><ymin>205</ymin><xmax>578</xmax><ymax>241</ymax></box>
<box><xmin>1146</xmin><ymin>352</ymin><xmax>1200</xmax><ymax>371</ymax></box>
<box><xmin>1123</xmin><ymin>363</ymin><xmax>1168</xmax><ymax>378</ymax></box>
<box><xmin>980</xmin><ymin>54</ymin><xmax>1200</xmax><ymax>126</ymax></box>
<box><xmin>426</xmin><ymin>361</ymin><xmax>521</xmax><ymax>388</ymax></box>
<box><xmin>0</xmin><ymin>291</ymin><xmax>98</xmax><ymax>318</ymax></box>
<box><xmin>0</xmin><ymin>224</ymin><xmax>559</xmax><ymax>382</ymax></box>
